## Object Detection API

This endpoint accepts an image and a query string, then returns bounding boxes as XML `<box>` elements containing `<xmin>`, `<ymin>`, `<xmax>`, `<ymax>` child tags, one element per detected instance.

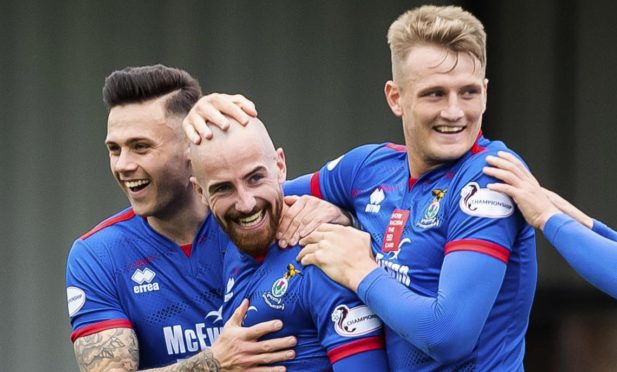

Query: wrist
<box><xmin>202</xmin><ymin>348</ymin><xmax>222</xmax><ymax>372</ymax></box>
<box><xmin>348</xmin><ymin>261</ymin><xmax>379</xmax><ymax>292</ymax></box>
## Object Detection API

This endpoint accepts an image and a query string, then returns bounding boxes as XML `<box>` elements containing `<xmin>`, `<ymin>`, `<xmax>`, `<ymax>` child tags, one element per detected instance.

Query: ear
<box><xmin>190</xmin><ymin>176</ymin><xmax>208</xmax><ymax>205</ymax></box>
<box><xmin>482</xmin><ymin>78</ymin><xmax>489</xmax><ymax>113</ymax></box>
<box><xmin>275</xmin><ymin>148</ymin><xmax>287</xmax><ymax>184</ymax></box>
<box><xmin>384</xmin><ymin>80</ymin><xmax>403</xmax><ymax>117</ymax></box>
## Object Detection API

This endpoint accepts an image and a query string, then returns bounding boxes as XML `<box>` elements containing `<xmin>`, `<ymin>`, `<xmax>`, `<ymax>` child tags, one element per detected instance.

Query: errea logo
<box><xmin>365</xmin><ymin>188</ymin><xmax>385</xmax><ymax>213</ymax></box>
<box><xmin>131</xmin><ymin>268</ymin><xmax>160</xmax><ymax>294</ymax></box>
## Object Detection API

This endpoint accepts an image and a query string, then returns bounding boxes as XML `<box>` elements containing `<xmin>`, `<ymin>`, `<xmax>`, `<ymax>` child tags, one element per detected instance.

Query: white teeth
<box><xmin>125</xmin><ymin>179</ymin><xmax>150</xmax><ymax>189</ymax></box>
<box><xmin>239</xmin><ymin>211</ymin><xmax>264</xmax><ymax>227</ymax></box>
<box><xmin>435</xmin><ymin>126</ymin><xmax>464</xmax><ymax>133</ymax></box>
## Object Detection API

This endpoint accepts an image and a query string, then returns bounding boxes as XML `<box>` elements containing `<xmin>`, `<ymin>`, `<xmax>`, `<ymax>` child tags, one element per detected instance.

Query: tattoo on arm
<box><xmin>144</xmin><ymin>348</ymin><xmax>221</xmax><ymax>372</ymax></box>
<box><xmin>74</xmin><ymin>328</ymin><xmax>139</xmax><ymax>371</ymax></box>
<box><xmin>74</xmin><ymin>328</ymin><xmax>221</xmax><ymax>371</ymax></box>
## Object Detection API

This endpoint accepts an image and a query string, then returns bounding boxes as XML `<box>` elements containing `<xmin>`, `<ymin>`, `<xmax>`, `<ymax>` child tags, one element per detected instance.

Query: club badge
<box><xmin>417</xmin><ymin>188</ymin><xmax>447</xmax><ymax>229</ymax></box>
<box><xmin>263</xmin><ymin>264</ymin><xmax>302</xmax><ymax>310</ymax></box>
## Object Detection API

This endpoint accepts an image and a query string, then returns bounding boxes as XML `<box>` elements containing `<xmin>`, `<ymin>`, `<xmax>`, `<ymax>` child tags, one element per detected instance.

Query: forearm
<box><xmin>357</xmin><ymin>252</ymin><xmax>505</xmax><ymax>363</ymax></box>
<box><xmin>544</xmin><ymin>213</ymin><xmax>617</xmax><ymax>298</ymax></box>
<box><xmin>143</xmin><ymin>349</ymin><xmax>219</xmax><ymax>372</ymax></box>
<box><xmin>592</xmin><ymin>219</ymin><xmax>617</xmax><ymax>241</ymax></box>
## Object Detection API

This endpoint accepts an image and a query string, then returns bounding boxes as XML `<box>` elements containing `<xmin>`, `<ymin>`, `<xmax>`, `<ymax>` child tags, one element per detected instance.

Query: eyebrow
<box><xmin>207</xmin><ymin>165</ymin><xmax>267</xmax><ymax>194</ymax></box>
<box><xmin>104</xmin><ymin>137</ymin><xmax>151</xmax><ymax>146</ymax></box>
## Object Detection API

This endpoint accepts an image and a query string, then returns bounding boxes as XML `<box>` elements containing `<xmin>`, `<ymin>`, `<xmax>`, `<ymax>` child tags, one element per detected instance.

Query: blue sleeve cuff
<box><xmin>357</xmin><ymin>267</ymin><xmax>388</xmax><ymax>304</ymax></box>
<box><xmin>592</xmin><ymin>219</ymin><xmax>617</xmax><ymax>242</ymax></box>
<box><xmin>543</xmin><ymin>213</ymin><xmax>573</xmax><ymax>242</ymax></box>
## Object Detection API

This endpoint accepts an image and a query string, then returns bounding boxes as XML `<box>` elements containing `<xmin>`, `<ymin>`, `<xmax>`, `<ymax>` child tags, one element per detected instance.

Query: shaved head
<box><xmin>189</xmin><ymin>117</ymin><xmax>287</xmax><ymax>255</ymax></box>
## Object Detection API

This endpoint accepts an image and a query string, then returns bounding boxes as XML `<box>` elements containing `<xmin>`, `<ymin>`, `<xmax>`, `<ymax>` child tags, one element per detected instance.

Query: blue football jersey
<box><xmin>286</xmin><ymin>136</ymin><xmax>537</xmax><ymax>371</ymax></box>
<box><xmin>222</xmin><ymin>243</ymin><xmax>386</xmax><ymax>371</ymax></box>
<box><xmin>66</xmin><ymin>208</ymin><xmax>227</xmax><ymax>368</ymax></box>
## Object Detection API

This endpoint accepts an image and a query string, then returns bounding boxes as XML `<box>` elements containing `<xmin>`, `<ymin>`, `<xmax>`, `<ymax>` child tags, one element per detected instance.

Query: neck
<box><xmin>146</xmin><ymin>192</ymin><xmax>208</xmax><ymax>245</ymax></box>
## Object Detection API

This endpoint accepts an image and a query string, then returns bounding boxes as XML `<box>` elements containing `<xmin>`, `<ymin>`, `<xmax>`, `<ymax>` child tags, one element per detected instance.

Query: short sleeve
<box><xmin>66</xmin><ymin>239</ymin><xmax>131</xmax><ymax>341</ymax></box>
<box><xmin>302</xmin><ymin>268</ymin><xmax>384</xmax><ymax>364</ymax></box>
<box><xmin>444</xmin><ymin>152</ymin><xmax>528</xmax><ymax>262</ymax></box>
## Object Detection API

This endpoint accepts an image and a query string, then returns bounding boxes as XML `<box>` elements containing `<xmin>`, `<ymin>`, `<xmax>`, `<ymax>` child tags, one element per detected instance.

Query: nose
<box><xmin>113</xmin><ymin>150</ymin><xmax>137</xmax><ymax>173</ymax></box>
<box><xmin>235</xmin><ymin>189</ymin><xmax>257</xmax><ymax>213</ymax></box>
<box><xmin>440</xmin><ymin>94</ymin><xmax>464</xmax><ymax>121</ymax></box>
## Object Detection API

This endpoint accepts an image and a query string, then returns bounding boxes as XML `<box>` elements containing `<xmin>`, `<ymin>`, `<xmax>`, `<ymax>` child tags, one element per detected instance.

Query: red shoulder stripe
<box><xmin>310</xmin><ymin>171</ymin><xmax>323</xmax><ymax>199</ymax></box>
<box><xmin>327</xmin><ymin>336</ymin><xmax>385</xmax><ymax>364</ymax></box>
<box><xmin>80</xmin><ymin>209</ymin><xmax>136</xmax><ymax>240</ymax></box>
<box><xmin>385</xmin><ymin>143</ymin><xmax>406</xmax><ymax>152</ymax></box>
<box><xmin>70</xmin><ymin>319</ymin><xmax>133</xmax><ymax>342</ymax></box>
<box><xmin>445</xmin><ymin>239</ymin><xmax>510</xmax><ymax>263</ymax></box>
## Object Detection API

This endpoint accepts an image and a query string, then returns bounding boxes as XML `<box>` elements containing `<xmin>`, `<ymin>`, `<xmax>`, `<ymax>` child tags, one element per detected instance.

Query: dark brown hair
<box><xmin>102</xmin><ymin>64</ymin><xmax>202</xmax><ymax>116</ymax></box>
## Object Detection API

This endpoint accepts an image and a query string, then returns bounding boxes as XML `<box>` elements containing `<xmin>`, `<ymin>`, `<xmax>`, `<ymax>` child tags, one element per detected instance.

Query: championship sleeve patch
<box><xmin>331</xmin><ymin>305</ymin><xmax>382</xmax><ymax>337</ymax></box>
<box><xmin>459</xmin><ymin>182</ymin><xmax>514</xmax><ymax>218</ymax></box>
<box><xmin>67</xmin><ymin>286</ymin><xmax>86</xmax><ymax>317</ymax></box>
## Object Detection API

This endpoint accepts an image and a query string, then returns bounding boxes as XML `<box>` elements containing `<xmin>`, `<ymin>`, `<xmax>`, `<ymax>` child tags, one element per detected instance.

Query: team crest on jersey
<box><xmin>365</xmin><ymin>188</ymin><xmax>385</xmax><ymax>213</ymax></box>
<box><xmin>417</xmin><ymin>188</ymin><xmax>447</xmax><ymax>229</ymax></box>
<box><xmin>131</xmin><ymin>267</ymin><xmax>160</xmax><ymax>294</ymax></box>
<box><xmin>459</xmin><ymin>182</ymin><xmax>514</xmax><ymax>218</ymax></box>
<box><xmin>263</xmin><ymin>264</ymin><xmax>302</xmax><ymax>310</ymax></box>
<box><xmin>331</xmin><ymin>304</ymin><xmax>382</xmax><ymax>337</ymax></box>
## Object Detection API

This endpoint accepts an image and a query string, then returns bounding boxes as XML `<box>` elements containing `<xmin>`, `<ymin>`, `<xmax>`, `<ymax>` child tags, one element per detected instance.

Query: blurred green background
<box><xmin>1</xmin><ymin>0</ymin><xmax>616</xmax><ymax>370</ymax></box>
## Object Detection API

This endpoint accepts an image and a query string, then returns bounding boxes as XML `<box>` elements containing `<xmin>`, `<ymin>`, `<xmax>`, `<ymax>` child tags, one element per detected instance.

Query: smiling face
<box><xmin>385</xmin><ymin>44</ymin><xmax>488</xmax><ymax>177</ymax></box>
<box><xmin>105</xmin><ymin>95</ymin><xmax>192</xmax><ymax>219</ymax></box>
<box><xmin>190</xmin><ymin>119</ymin><xmax>287</xmax><ymax>256</ymax></box>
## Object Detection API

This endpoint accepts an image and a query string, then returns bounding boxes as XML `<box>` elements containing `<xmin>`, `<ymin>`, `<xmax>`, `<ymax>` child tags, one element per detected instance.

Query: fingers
<box><xmin>232</xmin><ymin>94</ymin><xmax>258</xmax><ymax>119</ymax></box>
<box><xmin>296</xmin><ymin>243</ymin><xmax>319</xmax><ymax>265</ymax></box>
<box><xmin>277</xmin><ymin>196</ymin><xmax>304</xmax><ymax>248</ymax></box>
<box><xmin>182</xmin><ymin>93</ymin><xmax>258</xmax><ymax>144</ymax></box>
<box><xmin>485</xmin><ymin>182</ymin><xmax>517</xmax><ymax>197</ymax></box>
<box><xmin>242</xmin><ymin>347</ymin><xmax>295</xmax><ymax>370</ymax></box>
<box><xmin>243</xmin><ymin>318</ymin><xmax>286</xmax><ymax>340</ymax></box>
<box><xmin>246</xmin><ymin>366</ymin><xmax>287</xmax><ymax>372</ymax></box>
<box><xmin>207</xmin><ymin>93</ymin><xmax>256</xmax><ymax>125</ymax></box>
<box><xmin>182</xmin><ymin>115</ymin><xmax>202</xmax><ymax>144</ymax></box>
<box><xmin>227</xmin><ymin>299</ymin><xmax>250</xmax><ymax>326</ymax></box>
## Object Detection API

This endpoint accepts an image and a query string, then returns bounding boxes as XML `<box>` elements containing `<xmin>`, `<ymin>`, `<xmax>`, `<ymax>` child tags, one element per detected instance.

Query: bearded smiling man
<box><xmin>189</xmin><ymin>118</ymin><xmax>389</xmax><ymax>372</ymax></box>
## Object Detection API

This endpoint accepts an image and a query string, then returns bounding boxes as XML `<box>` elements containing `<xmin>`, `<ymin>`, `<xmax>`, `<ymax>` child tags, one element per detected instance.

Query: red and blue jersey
<box><xmin>66</xmin><ymin>208</ymin><xmax>227</xmax><ymax>369</ymax></box>
<box><xmin>222</xmin><ymin>243</ymin><xmax>388</xmax><ymax>371</ymax></box>
<box><xmin>285</xmin><ymin>136</ymin><xmax>537</xmax><ymax>371</ymax></box>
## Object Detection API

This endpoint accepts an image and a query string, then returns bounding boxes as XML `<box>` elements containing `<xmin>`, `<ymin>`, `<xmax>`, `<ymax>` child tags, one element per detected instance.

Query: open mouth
<box><xmin>237</xmin><ymin>210</ymin><xmax>265</xmax><ymax>228</ymax></box>
<box><xmin>124</xmin><ymin>179</ymin><xmax>150</xmax><ymax>192</ymax></box>
<box><xmin>434</xmin><ymin>125</ymin><xmax>465</xmax><ymax>134</ymax></box>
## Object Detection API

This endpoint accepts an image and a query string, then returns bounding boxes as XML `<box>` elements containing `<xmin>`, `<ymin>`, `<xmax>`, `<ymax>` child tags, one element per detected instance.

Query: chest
<box><xmin>224</xmin><ymin>252</ymin><xmax>315</xmax><ymax>338</ymax></box>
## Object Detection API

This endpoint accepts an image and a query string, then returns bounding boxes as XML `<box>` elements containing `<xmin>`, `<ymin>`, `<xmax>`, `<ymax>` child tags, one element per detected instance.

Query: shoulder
<box><xmin>68</xmin><ymin>208</ymin><xmax>139</xmax><ymax>264</ymax></box>
<box><xmin>79</xmin><ymin>207</ymin><xmax>138</xmax><ymax>241</ymax></box>
<box><xmin>331</xmin><ymin>143</ymin><xmax>406</xmax><ymax>167</ymax></box>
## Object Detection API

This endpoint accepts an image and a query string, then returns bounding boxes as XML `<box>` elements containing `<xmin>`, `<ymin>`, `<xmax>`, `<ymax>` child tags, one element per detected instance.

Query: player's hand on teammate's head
<box><xmin>211</xmin><ymin>299</ymin><xmax>296</xmax><ymax>371</ymax></box>
<box><xmin>277</xmin><ymin>195</ymin><xmax>354</xmax><ymax>248</ymax></box>
<box><xmin>183</xmin><ymin>93</ymin><xmax>258</xmax><ymax>144</ymax></box>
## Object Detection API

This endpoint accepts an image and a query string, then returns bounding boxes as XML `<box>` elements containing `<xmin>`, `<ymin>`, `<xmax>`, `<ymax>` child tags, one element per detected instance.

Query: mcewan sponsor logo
<box><xmin>375</xmin><ymin>253</ymin><xmax>411</xmax><ymax>287</ymax></box>
<box><xmin>131</xmin><ymin>268</ymin><xmax>160</xmax><ymax>294</ymax></box>
<box><xmin>163</xmin><ymin>322</ymin><xmax>222</xmax><ymax>355</ymax></box>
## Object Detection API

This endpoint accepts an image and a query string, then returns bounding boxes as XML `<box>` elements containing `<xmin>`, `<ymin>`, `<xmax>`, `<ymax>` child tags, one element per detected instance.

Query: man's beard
<box><xmin>217</xmin><ymin>198</ymin><xmax>282</xmax><ymax>256</ymax></box>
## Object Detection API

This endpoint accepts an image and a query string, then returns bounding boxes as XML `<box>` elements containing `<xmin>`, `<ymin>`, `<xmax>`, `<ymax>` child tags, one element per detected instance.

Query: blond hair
<box><xmin>387</xmin><ymin>5</ymin><xmax>486</xmax><ymax>81</ymax></box>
